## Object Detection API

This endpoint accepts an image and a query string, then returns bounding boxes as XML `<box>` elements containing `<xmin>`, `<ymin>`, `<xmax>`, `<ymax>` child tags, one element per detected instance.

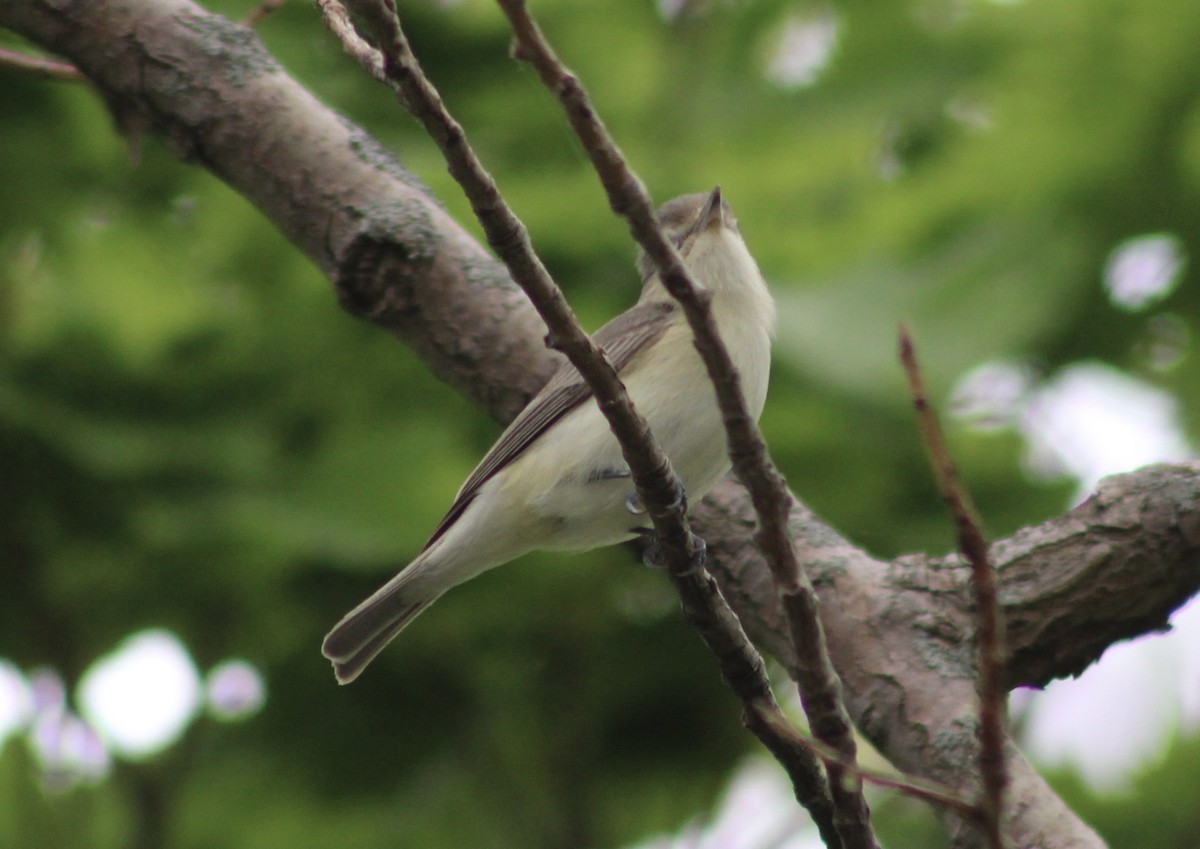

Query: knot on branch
<box><xmin>335</xmin><ymin>199</ymin><xmax>437</xmax><ymax>319</ymax></box>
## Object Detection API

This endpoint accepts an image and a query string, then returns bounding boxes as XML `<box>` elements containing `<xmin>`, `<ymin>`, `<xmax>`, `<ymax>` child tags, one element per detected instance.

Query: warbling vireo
<box><xmin>323</xmin><ymin>187</ymin><xmax>776</xmax><ymax>683</ymax></box>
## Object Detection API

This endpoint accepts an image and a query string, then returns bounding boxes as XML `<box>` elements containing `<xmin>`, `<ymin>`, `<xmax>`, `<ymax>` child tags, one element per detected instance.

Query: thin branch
<box><xmin>0</xmin><ymin>45</ymin><xmax>82</xmax><ymax>80</ymax></box>
<box><xmin>493</xmin><ymin>3</ymin><xmax>876</xmax><ymax>847</ymax></box>
<box><xmin>670</xmin><ymin>554</ymin><xmax>842</xmax><ymax>848</ymax></box>
<box><xmin>661</xmin><ymin>565</ymin><xmax>980</xmax><ymax>838</ymax></box>
<box><xmin>243</xmin><ymin>0</ymin><xmax>290</xmax><ymax>26</ymax></box>
<box><xmin>314</xmin><ymin>0</ymin><xmax>385</xmax><ymax>82</ymax></box>
<box><xmin>899</xmin><ymin>326</ymin><xmax>1007</xmax><ymax>849</ymax></box>
<box><xmin>749</xmin><ymin>704</ymin><xmax>982</xmax><ymax>823</ymax></box>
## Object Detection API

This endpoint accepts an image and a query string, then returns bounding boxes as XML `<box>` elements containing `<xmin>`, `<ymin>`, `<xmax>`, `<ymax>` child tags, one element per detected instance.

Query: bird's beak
<box><xmin>698</xmin><ymin>185</ymin><xmax>725</xmax><ymax>232</ymax></box>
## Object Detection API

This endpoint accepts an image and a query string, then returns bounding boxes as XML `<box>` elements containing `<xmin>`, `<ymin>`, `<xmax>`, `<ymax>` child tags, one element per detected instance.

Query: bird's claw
<box><xmin>633</xmin><ymin>527</ymin><xmax>663</xmax><ymax>568</ymax></box>
<box><xmin>664</xmin><ymin>481</ymin><xmax>687</xmax><ymax>515</ymax></box>
<box><xmin>633</xmin><ymin>529</ymin><xmax>707</xmax><ymax>574</ymax></box>
<box><xmin>624</xmin><ymin>481</ymin><xmax>688</xmax><ymax>518</ymax></box>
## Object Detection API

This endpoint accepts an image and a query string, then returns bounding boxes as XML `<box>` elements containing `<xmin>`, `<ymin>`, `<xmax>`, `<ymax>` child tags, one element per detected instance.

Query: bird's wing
<box><xmin>422</xmin><ymin>300</ymin><xmax>677</xmax><ymax>550</ymax></box>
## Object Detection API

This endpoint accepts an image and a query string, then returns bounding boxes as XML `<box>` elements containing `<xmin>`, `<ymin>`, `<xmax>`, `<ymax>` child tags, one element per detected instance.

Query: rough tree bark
<box><xmin>4</xmin><ymin>1</ymin><xmax>1198</xmax><ymax>847</ymax></box>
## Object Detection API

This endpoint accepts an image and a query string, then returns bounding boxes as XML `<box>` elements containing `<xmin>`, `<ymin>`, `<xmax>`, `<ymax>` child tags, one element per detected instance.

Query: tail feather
<box><xmin>324</xmin><ymin>598</ymin><xmax>435</xmax><ymax>684</ymax></box>
<box><xmin>322</xmin><ymin>560</ymin><xmax>443</xmax><ymax>684</ymax></box>
<box><xmin>323</xmin><ymin>511</ymin><xmax>515</xmax><ymax>683</ymax></box>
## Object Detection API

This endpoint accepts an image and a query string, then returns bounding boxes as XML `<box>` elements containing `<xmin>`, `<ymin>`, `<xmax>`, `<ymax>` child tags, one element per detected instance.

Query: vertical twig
<box><xmin>314</xmin><ymin>0</ymin><xmax>386</xmax><ymax>80</ymax></box>
<box><xmin>493</xmin><ymin>4</ymin><xmax>876</xmax><ymax>847</ymax></box>
<box><xmin>899</xmin><ymin>326</ymin><xmax>1007</xmax><ymax>849</ymax></box>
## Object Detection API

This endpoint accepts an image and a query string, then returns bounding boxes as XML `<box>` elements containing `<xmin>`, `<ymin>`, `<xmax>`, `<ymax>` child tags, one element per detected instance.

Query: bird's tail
<box><xmin>321</xmin><ymin>553</ymin><xmax>444</xmax><ymax>685</ymax></box>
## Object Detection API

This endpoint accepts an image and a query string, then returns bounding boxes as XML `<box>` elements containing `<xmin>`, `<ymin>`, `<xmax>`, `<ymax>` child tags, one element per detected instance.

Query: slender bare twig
<box><xmin>750</xmin><ymin>705</ymin><xmax>982</xmax><ymax>822</ymax></box>
<box><xmin>899</xmin><ymin>326</ymin><xmax>1007</xmax><ymax>849</ymax></box>
<box><xmin>243</xmin><ymin>0</ymin><xmax>290</xmax><ymax>26</ymax></box>
<box><xmin>0</xmin><ymin>45</ymin><xmax>82</xmax><ymax>80</ymax></box>
<box><xmin>670</xmin><ymin>558</ymin><xmax>841</xmax><ymax>847</ymax></box>
<box><xmin>493</xmin><ymin>3</ymin><xmax>876</xmax><ymax>847</ymax></box>
<box><xmin>654</xmin><ymin>568</ymin><xmax>981</xmax><ymax>829</ymax></box>
<box><xmin>314</xmin><ymin>0</ymin><xmax>385</xmax><ymax>81</ymax></box>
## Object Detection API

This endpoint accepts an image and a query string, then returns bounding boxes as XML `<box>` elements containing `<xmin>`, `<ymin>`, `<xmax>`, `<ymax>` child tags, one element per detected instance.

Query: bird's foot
<box><xmin>624</xmin><ymin>479</ymin><xmax>688</xmax><ymax>518</ymax></box>
<box><xmin>632</xmin><ymin>528</ymin><xmax>707</xmax><ymax>574</ymax></box>
<box><xmin>633</xmin><ymin>527</ymin><xmax>663</xmax><ymax>568</ymax></box>
<box><xmin>680</xmin><ymin>535</ymin><xmax>708</xmax><ymax>576</ymax></box>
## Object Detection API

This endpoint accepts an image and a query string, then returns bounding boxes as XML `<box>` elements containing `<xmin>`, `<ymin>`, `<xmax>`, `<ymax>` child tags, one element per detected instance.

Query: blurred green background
<box><xmin>2</xmin><ymin>0</ymin><xmax>1200</xmax><ymax>846</ymax></box>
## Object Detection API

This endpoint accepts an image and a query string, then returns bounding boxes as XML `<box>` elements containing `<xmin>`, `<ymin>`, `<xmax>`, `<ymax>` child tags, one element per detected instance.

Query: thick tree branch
<box><xmin>0</xmin><ymin>0</ymin><xmax>553</xmax><ymax>425</ymax></box>
<box><xmin>993</xmin><ymin>463</ymin><xmax>1200</xmax><ymax>686</ymax></box>
<box><xmin>6</xmin><ymin>1</ymin><xmax>1199</xmax><ymax>847</ymax></box>
<box><xmin>698</xmin><ymin>464</ymin><xmax>1199</xmax><ymax>848</ymax></box>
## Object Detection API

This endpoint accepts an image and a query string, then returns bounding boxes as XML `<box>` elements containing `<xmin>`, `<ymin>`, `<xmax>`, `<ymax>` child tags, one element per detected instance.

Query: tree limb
<box><xmin>0</xmin><ymin>0</ymin><xmax>555</xmax><ymax>426</ymax></box>
<box><xmin>697</xmin><ymin>464</ymin><xmax>1199</xmax><ymax>848</ymax></box>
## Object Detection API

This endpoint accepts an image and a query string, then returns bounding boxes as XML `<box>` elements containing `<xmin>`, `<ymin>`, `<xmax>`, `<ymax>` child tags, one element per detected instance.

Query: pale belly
<box><xmin>497</xmin><ymin>320</ymin><xmax>770</xmax><ymax>552</ymax></box>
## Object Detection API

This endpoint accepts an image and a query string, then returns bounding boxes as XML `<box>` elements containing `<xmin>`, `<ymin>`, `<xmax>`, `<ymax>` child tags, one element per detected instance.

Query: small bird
<box><xmin>322</xmin><ymin>187</ymin><xmax>776</xmax><ymax>683</ymax></box>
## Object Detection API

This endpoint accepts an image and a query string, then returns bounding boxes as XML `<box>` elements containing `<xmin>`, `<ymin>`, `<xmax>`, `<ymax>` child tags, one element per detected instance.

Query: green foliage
<box><xmin>1044</xmin><ymin>729</ymin><xmax>1200</xmax><ymax>849</ymax></box>
<box><xmin>3</xmin><ymin>0</ymin><xmax>1199</xmax><ymax>847</ymax></box>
